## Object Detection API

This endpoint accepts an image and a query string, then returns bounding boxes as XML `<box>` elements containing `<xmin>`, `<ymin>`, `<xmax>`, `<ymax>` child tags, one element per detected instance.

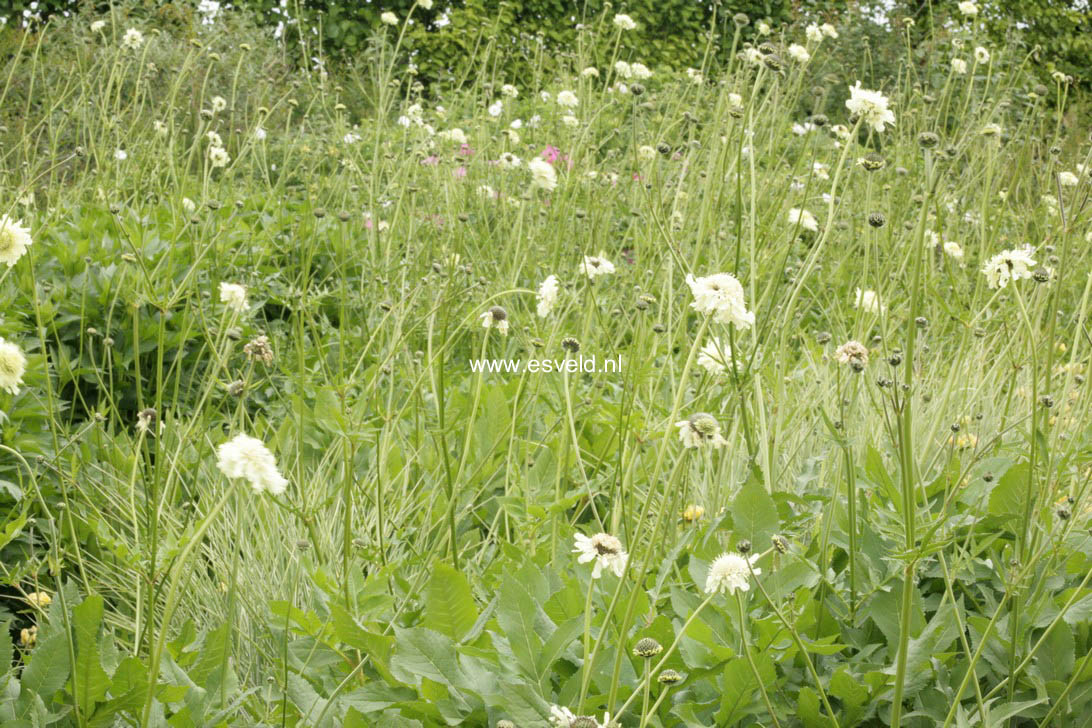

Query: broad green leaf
<box><xmin>425</xmin><ymin>561</ymin><xmax>479</xmax><ymax>641</ymax></box>
<box><xmin>732</xmin><ymin>479</ymin><xmax>778</xmax><ymax>548</ymax></box>
<box><xmin>72</xmin><ymin>594</ymin><xmax>110</xmax><ymax>714</ymax></box>
<box><xmin>987</xmin><ymin>462</ymin><xmax>1029</xmax><ymax>522</ymax></box>
<box><xmin>389</xmin><ymin>627</ymin><xmax>461</xmax><ymax>689</ymax></box>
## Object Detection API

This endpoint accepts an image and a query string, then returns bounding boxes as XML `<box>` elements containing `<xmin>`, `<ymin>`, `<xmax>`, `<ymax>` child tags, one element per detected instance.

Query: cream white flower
<box><xmin>500</xmin><ymin>83</ymin><xmax>518</xmax><ymax>98</ymax></box>
<box><xmin>210</xmin><ymin>95</ymin><xmax>227</xmax><ymax>112</ymax></box>
<box><xmin>254</xmin><ymin>126</ymin><xmax>267</xmax><ymax>141</ymax></box>
<box><xmin>380</xmin><ymin>11</ymin><xmax>399</xmax><ymax>25</ymax></box>
<box><xmin>821</xmin><ymin>23</ymin><xmax>838</xmax><ymax>38</ymax></box>
<box><xmin>437</xmin><ymin>128</ymin><xmax>467</xmax><ymax>145</ymax></box>
<box><xmin>686</xmin><ymin>67</ymin><xmax>704</xmax><ymax>84</ymax></box>
<box><xmin>805</xmin><ymin>23</ymin><xmax>823</xmax><ymax>43</ymax></box>
<box><xmin>974</xmin><ymin>46</ymin><xmax>990</xmax><ymax>64</ymax></box>
<box><xmin>90</xmin><ymin>19</ymin><xmax>106</xmax><ymax>33</ymax></box>
<box><xmin>676</xmin><ymin>413</ymin><xmax>727</xmax><ymax>449</ymax></box>
<box><xmin>834</xmin><ymin>340</ymin><xmax>869</xmax><ymax>369</ymax></box>
<box><xmin>496</xmin><ymin>152</ymin><xmax>521</xmax><ymax>169</ymax></box>
<box><xmin>573</xmin><ymin>532</ymin><xmax>628</xmax><ymax>578</ymax></box>
<box><xmin>685</xmin><ymin>272</ymin><xmax>754</xmax><ymax>329</ymax></box>
<box><xmin>480</xmin><ymin>306</ymin><xmax>510</xmax><ymax>335</ymax></box>
<box><xmin>743</xmin><ymin>47</ymin><xmax>764</xmax><ymax>66</ymax></box>
<box><xmin>0</xmin><ymin>215</ymin><xmax>32</xmax><ymax>267</ymax></box>
<box><xmin>705</xmin><ymin>552</ymin><xmax>760</xmax><ymax>594</ymax></box>
<box><xmin>581</xmin><ymin>253</ymin><xmax>616</xmax><ymax>279</ymax></box>
<box><xmin>561</xmin><ymin>115</ymin><xmax>580</xmax><ymax>128</ymax></box>
<box><xmin>219</xmin><ymin>282</ymin><xmax>249</xmax><ymax>311</ymax></box>
<box><xmin>637</xmin><ymin>145</ymin><xmax>657</xmax><ymax>161</ymax></box>
<box><xmin>728</xmin><ymin>92</ymin><xmax>743</xmax><ymax>107</ymax></box>
<box><xmin>114</xmin><ymin>148</ymin><xmax>128</xmax><ymax>161</ymax></box>
<box><xmin>787</xmin><ymin>44</ymin><xmax>810</xmax><ymax>63</ymax></box>
<box><xmin>488</xmin><ymin>101</ymin><xmax>503</xmax><ymax>117</ymax></box>
<box><xmin>958</xmin><ymin>1</ymin><xmax>978</xmax><ymax>16</ymax></box>
<box><xmin>756</xmin><ymin>20</ymin><xmax>772</xmax><ymax>35</ymax></box>
<box><xmin>943</xmin><ymin>240</ymin><xmax>965</xmax><ymax>265</ymax></box>
<box><xmin>121</xmin><ymin>28</ymin><xmax>144</xmax><ymax>50</ymax></box>
<box><xmin>854</xmin><ymin>288</ymin><xmax>885</xmax><ymax>315</ymax></box>
<box><xmin>846</xmin><ymin>82</ymin><xmax>895</xmax><ymax>133</ymax></box>
<box><xmin>528</xmin><ymin>157</ymin><xmax>558</xmax><ymax>191</ymax></box>
<box><xmin>1059</xmin><ymin>171</ymin><xmax>1079</xmax><ymax>187</ymax></box>
<box><xmin>182</xmin><ymin>197</ymin><xmax>196</xmax><ymax>213</ymax></box>
<box><xmin>208</xmin><ymin>146</ymin><xmax>230</xmax><ymax>168</ymax></box>
<box><xmin>549</xmin><ymin>705</ymin><xmax>578</xmax><ymax>728</ymax></box>
<box><xmin>216</xmin><ymin>434</ymin><xmax>289</xmax><ymax>496</ymax></box>
<box><xmin>556</xmin><ymin>90</ymin><xmax>579</xmax><ymax>108</ymax></box>
<box><xmin>951</xmin><ymin>58</ymin><xmax>967</xmax><ymax>74</ymax></box>
<box><xmin>536</xmin><ymin>275</ymin><xmax>560</xmax><ymax>317</ymax></box>
<box><xmin>981</xmin><ymin>246</ymin><xmax>1037</xmax><ymax>289</ymax></box>
<box><xmin>788</xmin><ymin>208</ymin><xmax>819</xmax><ymax>233</ymax></box>
<box><xmin>154</xmin><ymin>120</ymin><xmax>169</xmax><ymax>135</ymax></box>
<box><xmin>581</xmin><ymin>66</ymin><xmax>599</xmax><ymax>78</ymax></box>
<box><xmin>613</xmin><ymin>13</ymin><xmax>637</xmax><ymax>30</ymax></box>
<box><xmin>0</xmin><ymin>337</ymin><xmax>27</xmax><ymax>395</ymax></box>
<box><xmin>629</xmin><ymin>63</ymin><xmax>652</xmax><ymax>80</ymax></box>
<box><xmin>697</xmin><ymin>338</ymin><xmax>740</xmax><ymax>375</ymax></box>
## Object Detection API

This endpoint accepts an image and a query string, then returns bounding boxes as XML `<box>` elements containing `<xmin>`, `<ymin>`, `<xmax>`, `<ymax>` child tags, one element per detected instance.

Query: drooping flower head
<box><xmin>216</xmin><ymin>433</ymin><xmax>289</xmax><ymax>496</ymax></box>
<box><xmin>0</xmin><ymin>337</ymin><xmax>27</xmax><ymax>395</ymax></box>
<box><xmin>788</xmin><ymin>208</ymin><xmax>819</xmax><ymax>233</ymax></box>
<box><xmin>675</xmin><ymin>412</ymin><xmax>728</xmax><ymax>449</ymax></box>
<box><xmin>685</xmin><ymin>273</ymin><xmax>754</xmax><ymax>329</ymax></box>
<box><xmin>705</xmin><ymin>552</ymin><xmax>761</xmax><ymax>594</ymax></box>
<box><xmin>845</xmin><ymin>82</ymin><xmax>895</xmax><ymax>133</ymax></box>
<box><xmin>480</xmin><ymin>305</ymin><xmax>510</xmax><ymax>335</ymax></box>
<box><xmin>854</xmin><ymin>288</ymin><xmax>885</xmax><ymax>315</ymax></box>
<box><xmin>0</xmin><ymin>215</ymin><xmax>32</xmax><ymax>267</ymax></box>
<box><xmin>573</xmin><ymin>532</ymin><xmax>628</xmax><ymax>578</ymax></box>
<box><xmin>536</xmin><ymin>275</ymin><xmax>560</xmax><ymax>317</ymax></box>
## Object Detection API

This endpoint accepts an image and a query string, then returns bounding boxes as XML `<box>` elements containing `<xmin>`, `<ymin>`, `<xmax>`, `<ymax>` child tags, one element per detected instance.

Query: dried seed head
<box><xmin>868</xmin><ymin>212</ymin><xmax>886</xmax><ymax>228</ymax></box>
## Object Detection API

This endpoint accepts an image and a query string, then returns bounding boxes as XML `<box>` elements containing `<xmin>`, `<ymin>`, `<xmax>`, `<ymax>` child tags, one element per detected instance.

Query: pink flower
<box><xmin>453</xmin><ymin>166</ymin><xmax>467</xmax><ymax>179</ymax></box>
<box><xmin>542</xmin><ymin>145</ymin><xmax>561</xmax><ymax>164</ymax></box>
<box><xmin>458</xmin><ymin>144</ymin><xmax>475</xmax><ymax>157</ymax></box>
<box><xmin>632</xmin><ymin>172</ymin><xmax>642</xmax><ymax>181</ymax></box>
<box><xmin>420</xmin><ymin>155</ymin><xmax>440</xmax><ymax>166</ymax></box>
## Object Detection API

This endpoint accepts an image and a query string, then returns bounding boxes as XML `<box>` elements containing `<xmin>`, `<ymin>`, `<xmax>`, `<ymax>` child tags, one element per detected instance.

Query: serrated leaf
<box><xmin>424</xmin><ymin>561</ymin><xmax>478</xmax><ymax>642</ymax></box>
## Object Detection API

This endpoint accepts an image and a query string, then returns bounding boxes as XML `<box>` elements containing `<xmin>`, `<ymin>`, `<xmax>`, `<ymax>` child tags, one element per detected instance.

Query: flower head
<box><xmin>834</xmin><ymin>340</ymin><xmax>869</xmax><ymax>371</ymax></box>
<box><xmin>208</xmin><ymin>146</ymin><xmax>230</xmax><ymax>168</ymax></box>
<box><xmin>675</xmin><ymin>413</ymin><xmax>728</xmax><ymax>449</ymax></box>
<box><xmin>787</xmin><ymin>44</ymin><xmax>811</xmax><ymax>63</ymax></box>
<box><xmin>480</xmin><ymin>305</ymin><xmax>509</xmax><ymax>335</ymax></box>
<box><xmin>788</xmin><ymin>208</ymin><xmax>819</xmax><ymax>233</ymax></box>
<box><xmin>556</xmin><ymin>90</ymin><xmax>579</xmax><ymax>108</ymax></box>
<box><xmin>846</xmin><ymin>82</ymin><xmax>895</xmax><ymax>133</ymax></box>
<box><xmin>0</xmin><ymin>215</ymin><xmax>32</xmax><ymax>267</ymax></box>
<box><xmin>685</xmin><ymin>272</ymin><xmax>754</xmax><ymax>329</ymax></box>
<box><xmin>958</xmin><ymin>1</ymin><xmax>979</xmax><ymax>16</ymax></box>
<box><xmin>974</xmin><ymin>46</ymin><xmax>990</xmax><ymax>63</ymax></box>
<box><xmin>528</xmin><ymin>157</ymin><xmax>558</xmax><ymax>191</ymax></box>
<box><xmin>380</xmin><ymin>11</ymin><xmax>399</xmax><ymax>25</ymax></box>
<box><xmin>697</xmin><ymin>338</ymin><xmax>739</xmax><ymax>375</ymax></box>
<box><xmin>705</xmin><ymin>552</ymin><xmax>761</xmax><ymax>594</ymax></box>
<box><xmin>537</xmin><ymin>275</ymin><xmax>560</xmax><ymax>317</ymax></box>
<box><xmin>216</xmin><ymin>433</ymin><xmax>289</xmax><ymax>496</ymax></box>
<box><xmin>26</xmin><ymin>591</ymin><xmax>52</xmax><ymax>608</ymax></box>
<box><xmin>219</xmin><ymin>282</ymin><xmax>249</xmax><ymax>312</ymax></box>
<box><xmin>122</xmin><ymin>27</ymin><xmax>144</xmax><ymax>50</ymax></box>
<box><xmin>581</xmin><ymin>253</ymin><xmax>616</xmax><ymax>279</ymax></box>
<box><xmin>573</xmin><ymin>532</ymin><xmax>628</xmax><ymax>578</ymax></box>
<box><xmin>854</xmin><ymin>288</ymin><xmax>884</xmax><ymax>315</ymax></box>
<box><xmin>981</xmin><ymin>246</ymin><xmax>1037</xmax><ymax>289</ymax></box>
<box><xmin>0</xmin><ymin>337</ymin><xmax>27</xmax><ymax>395</ymax></box>
<box><xmin>613</xmin><ymin>13</ymin><xmax>637</xmax><ymax>30</ymax></box>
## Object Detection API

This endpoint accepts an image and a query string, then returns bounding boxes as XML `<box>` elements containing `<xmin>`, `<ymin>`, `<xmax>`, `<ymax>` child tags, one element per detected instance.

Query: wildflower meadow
<box><xmin>1</xmin><ymin>2</ymin><xmax>1092</xmax><ymax>726</ymax></box>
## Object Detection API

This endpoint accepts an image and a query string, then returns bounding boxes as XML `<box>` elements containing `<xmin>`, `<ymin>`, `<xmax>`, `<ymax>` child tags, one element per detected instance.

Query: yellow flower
<box><xmin>26</xmin><ymin>591</ymin><xmax>51</xmax><ymax>608</ymax></box>
<box><xmin>682</xmin><ymin>504</ymin><xmax>705</xmax><ymax>523</ymax></box>
<box><xmin>20</xmin><ymin>626</ymin><xmax>38</xmax><ymax>647</ymax></box>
